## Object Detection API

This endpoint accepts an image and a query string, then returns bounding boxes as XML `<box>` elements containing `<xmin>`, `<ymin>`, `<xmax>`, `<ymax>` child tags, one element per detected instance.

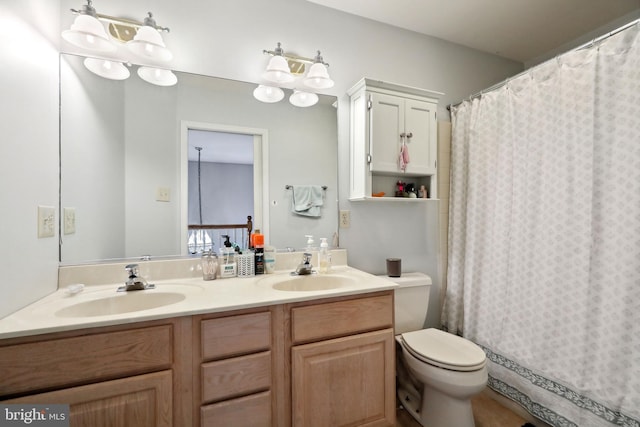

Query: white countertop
<box><xmin>0</xmin><ymin>265</ymin><xmax>398</xmax><ymax>340</ymax></box>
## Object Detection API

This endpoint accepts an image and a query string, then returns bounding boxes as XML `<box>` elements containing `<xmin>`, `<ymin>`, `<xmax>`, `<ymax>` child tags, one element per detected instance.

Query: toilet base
<box><xmin>398</xmin><ymin>384</ymin><xmax>476</xmax><ymax>427</ymax></box>
<box><xmin>397</xmin><ymin>385</ymin><xmax>423</xmax><ymax>424</ymax></box>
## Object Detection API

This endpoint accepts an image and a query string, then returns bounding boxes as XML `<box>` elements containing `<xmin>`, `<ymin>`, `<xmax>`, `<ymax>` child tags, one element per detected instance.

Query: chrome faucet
<box><xmin>118</xmin><ymin>264</ymin><xmax>155</xmax><ymax>292</ymax></box>
<box><xmin>293</xmin><ymin>253</ymin><xmax>315</xmax><ymax>276</ymax></box>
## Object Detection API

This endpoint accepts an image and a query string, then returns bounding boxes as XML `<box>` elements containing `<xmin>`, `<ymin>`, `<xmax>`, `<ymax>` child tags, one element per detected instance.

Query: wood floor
<box><xmin>396</xmin><ymin>389</ymin><xmax>529</xmax><ymax>427</ymax></box>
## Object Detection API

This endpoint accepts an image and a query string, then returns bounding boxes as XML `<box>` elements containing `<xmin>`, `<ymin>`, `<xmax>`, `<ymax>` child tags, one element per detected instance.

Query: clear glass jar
<box><xmin>201</xmin><ymin>250</ymin><xmax>218</xmax><ymax>281</ymax></box>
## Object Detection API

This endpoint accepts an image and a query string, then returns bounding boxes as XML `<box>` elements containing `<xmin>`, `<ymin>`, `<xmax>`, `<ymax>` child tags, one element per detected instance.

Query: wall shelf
<box><xmin>349</xmin><ymin>196</ymin><xmax>440</xmax><ymax>202</ymax></box>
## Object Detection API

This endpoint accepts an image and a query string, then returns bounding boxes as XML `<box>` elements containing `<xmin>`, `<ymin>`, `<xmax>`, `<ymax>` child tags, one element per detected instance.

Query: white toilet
<box><xmin>387</xmin><ymin>273</ymin><xmax>488</xmax><ymax>427</ymax></box>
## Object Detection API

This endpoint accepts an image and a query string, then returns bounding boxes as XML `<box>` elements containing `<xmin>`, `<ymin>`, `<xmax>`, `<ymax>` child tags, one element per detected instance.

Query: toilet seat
<box><xmin>400</xmin><ymin>328</ymin><xmax>486</xmax><ymax>372</ymax></box>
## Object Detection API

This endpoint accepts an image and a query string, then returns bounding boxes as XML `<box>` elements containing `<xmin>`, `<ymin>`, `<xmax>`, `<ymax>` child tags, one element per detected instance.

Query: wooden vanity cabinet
<box><xmin>288</xmin><ymin>292</ymin><xmax>396</xmax><ymax>427</ymax></box>
<box><xmin>0</xmin><ymin>318</ymin><xmax>190</xmax><ymax>427</ymax></box>
<box><xmin>0</xmin><ymin>290</ymin><xmax>395</xmax><ymax>427</ymax></box>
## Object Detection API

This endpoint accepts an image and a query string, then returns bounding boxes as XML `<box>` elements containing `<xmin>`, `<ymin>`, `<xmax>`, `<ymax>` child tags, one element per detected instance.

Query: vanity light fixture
<box><xmin>63</xmin><ymin>1</ymin><xmax>176</xmax><ymax>86</ymax></box>
<box><xmin>64</xmin><ymin>1</ymin><xmax>171</xmax><ymax>54</ymax></box>
<box><xmin>262</xmin><ymin>43</ymin><xmax>294</xmax><ymax>84</ymax></box>
<box><xmin>303</xmin><ymin>51</ymin><xmax>334</xmax><ymax>89</ymax></box>
<box><xmin>255</xmin><ymin>43</ymin><xmax>333</xmax><ymax>107</ymax></box>
<box><xmin>62</xmin><ymin>0</ymin><xmax>115</xmax><ymax>53</ymax></box>
<box><xmin>126</xmin><ymin>13</ymin><xmax>173</xmax><ymax>62</ymax></box>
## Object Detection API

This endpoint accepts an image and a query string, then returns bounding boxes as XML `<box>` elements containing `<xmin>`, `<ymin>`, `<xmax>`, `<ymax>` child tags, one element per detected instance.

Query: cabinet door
<box><xmin>4</xmin><ymin>371</ymin><xmax>172</xmax><ymax>427</ymax></box>
<box><xmin>291</xmin><ymin>329</ymin><xmax>395</xmax><ymax>427</ymax></box>
<box><xmin>369</xmin><ymin>92</ymin><xmax>404</xmax><ymax>173</ymax></box>
<box><xmin>369</xmin><ymin>93</ymin><xmax>437</xmax><ymax>176</ymax></box>
<box><xmin>404</xmin><ymin>98</ymin><xmax>437</xmax><ymax>175</ymax></box>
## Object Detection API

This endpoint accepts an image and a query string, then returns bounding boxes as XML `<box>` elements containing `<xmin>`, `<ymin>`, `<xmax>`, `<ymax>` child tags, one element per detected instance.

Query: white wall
<box><xmin>188</xmin><ymin>161</ymin><xmax>254</xmax><ymax>226</ymax></box>
<box><xmin>0</xmin><ymin>1</ymin><xmax>60</xmax><ymax>318</ymax></box>
<box><xmin>1</xmin><ymin>0</ymin><xmax>524</xmax><ymax>318</ymax></box>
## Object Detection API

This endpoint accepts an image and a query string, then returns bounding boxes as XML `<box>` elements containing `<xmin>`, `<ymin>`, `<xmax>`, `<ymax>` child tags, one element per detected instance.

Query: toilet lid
<box><xmin>401</xmin><ymin>328</ymin><xmax>486</xmax><ymax>371</ymax></box>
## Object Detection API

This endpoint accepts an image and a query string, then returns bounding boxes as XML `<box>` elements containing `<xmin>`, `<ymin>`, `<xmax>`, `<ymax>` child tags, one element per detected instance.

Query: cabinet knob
<box><xmin>406</xmin><ymin>132</ymin><xmax>413</xmax><ymax>139</ymax></box>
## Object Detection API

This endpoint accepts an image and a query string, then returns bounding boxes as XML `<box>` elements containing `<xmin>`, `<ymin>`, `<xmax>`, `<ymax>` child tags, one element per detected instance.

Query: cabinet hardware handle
<box><xmin>367</xmin><ymin>154</ymin><xmax>372</xmax><ymax>163</ymax></box>
<box><xmin>406</xmin><ymin>132</ymin><xmax>413</xmax><ymax>139</ymax></box>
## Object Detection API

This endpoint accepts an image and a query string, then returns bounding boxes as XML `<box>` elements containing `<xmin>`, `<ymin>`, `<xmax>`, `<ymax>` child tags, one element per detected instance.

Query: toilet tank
<box><xmin>381</xmin><ymin>272</ymin><xmax>432</xmax><ymax>335</ymax></box>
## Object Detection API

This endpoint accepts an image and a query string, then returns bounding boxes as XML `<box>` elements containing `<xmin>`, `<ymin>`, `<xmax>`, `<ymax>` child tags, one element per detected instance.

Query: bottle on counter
<box><xmin>318</xmin><ymin>237</ymin><xmax>331</xmax><ymax>274</ymax></box>
<box><xmin>201</xmin><ymin>249</ymin><xmax>218</xmax><ymax>281</ymax></box>
<box><xmin>219</xmin><ymin>235</ymin><xmax>237</xmax><ymax>278</ymax></box>
<box><xmin>253</xmin><ymin>231</ymin><xmax>265</xmax><ymax>275</ymax></box>
<box><xmin>264</xmin><ymin>245</ymin><xmax>276</xmax><ymax>274</ymax></box>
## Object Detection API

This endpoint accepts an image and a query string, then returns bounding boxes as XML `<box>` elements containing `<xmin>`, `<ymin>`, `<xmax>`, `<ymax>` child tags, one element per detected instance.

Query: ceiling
<box><xmin>188</xmin><ymin>130</ymin><xmax>254</xmax><ymax>164</ymax></box>
<box><xmin>187</xmin><ymin>2</ymin><xmax>640</xmax><ymax>163</ymax></box>
<box><xmin>307</xmin><ymin>0</ymin><xmax>640</xmax><ymax>63</ymax></box>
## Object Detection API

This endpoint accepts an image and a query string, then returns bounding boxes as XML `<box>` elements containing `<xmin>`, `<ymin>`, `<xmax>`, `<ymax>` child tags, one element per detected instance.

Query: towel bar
<box><xmin>285</xmin><ymin>185</ymin><xmax>327</xmax><ymax>190</ymax></box>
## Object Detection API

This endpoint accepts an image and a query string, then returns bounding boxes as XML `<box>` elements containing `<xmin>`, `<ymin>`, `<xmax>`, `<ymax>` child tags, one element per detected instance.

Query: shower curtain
<box><xmin>442</xmin><ymin>23</ymin><xmax>640</xmax><ymax>427</ymax></box>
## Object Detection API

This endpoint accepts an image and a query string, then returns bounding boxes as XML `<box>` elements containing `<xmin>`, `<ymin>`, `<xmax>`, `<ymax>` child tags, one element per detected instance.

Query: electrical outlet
<box><xmin>64</xmin><ymin>207</ymin><xmax>76</xmax><ymax>235</ymax></box>
<box><xmin>37</xmin><ymin>206</ymin><xmax>56</xmax><ymax>238</ymax></box>
<box><xmin>156</xmin><ymin>187</ymin><xmax>171</xmax><ymax>202</ymax></box>
<box><xmin>339</xmin><ymin>210</ymin><xmax>351</xmax><ymax>228</ymax></box>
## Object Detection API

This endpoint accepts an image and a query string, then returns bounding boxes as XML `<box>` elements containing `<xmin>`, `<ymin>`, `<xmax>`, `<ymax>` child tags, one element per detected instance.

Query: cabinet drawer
<box><xmin>201</xmin><ymin>390</ymin><xmax>271</xmax><ymax>427</ymax></box>
<box><xmin>201</xmin><ymin>351</ymin><xmax>271</xmax><ymax>404</ymax></box>
<box><xmin>201</xmin><ymin>312</ymin><xmax>270</xmax><ymax>360</ymax></box>
<box><xmin>0</xmin><ymin>325</ymin><xmax>173</xmax><ymax>396</ymax></box>
<box><xmin>291</xmin><ymin>293</ymin><xmax>393</xmax><ymax>344</ymax></box>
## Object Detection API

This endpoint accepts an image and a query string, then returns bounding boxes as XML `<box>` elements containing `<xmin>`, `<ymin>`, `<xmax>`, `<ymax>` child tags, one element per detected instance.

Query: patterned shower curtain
<box><xmin>442</xmin><ymin>23</ymin><xmax>640</xmax><ymax>427</ymax></box>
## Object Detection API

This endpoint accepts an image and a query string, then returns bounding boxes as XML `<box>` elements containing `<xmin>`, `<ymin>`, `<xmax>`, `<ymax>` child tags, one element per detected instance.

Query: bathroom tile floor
<box><xmin>396</xmin><ymin>389</ymin><xmax>528</xmax><ymax>427</ymax></box>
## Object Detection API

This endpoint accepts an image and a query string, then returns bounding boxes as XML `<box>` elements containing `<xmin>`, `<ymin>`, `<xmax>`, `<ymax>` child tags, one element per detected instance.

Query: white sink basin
<box><xmin>257</xmin><ymin>274</ymin><xmax>357</xmax><ymax>292</ymax></box>
<box><xmin>55</xmin><ymin>291</ymin><xmax>187</xmax><ymax>318</ymax></box>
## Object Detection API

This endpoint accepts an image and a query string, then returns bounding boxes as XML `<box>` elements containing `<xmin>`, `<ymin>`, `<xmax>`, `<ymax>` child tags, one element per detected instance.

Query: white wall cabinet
<box><xmin>348</xmin><ymin>78</ymin><xmax>442</xmax><ymax>201</ymax></box>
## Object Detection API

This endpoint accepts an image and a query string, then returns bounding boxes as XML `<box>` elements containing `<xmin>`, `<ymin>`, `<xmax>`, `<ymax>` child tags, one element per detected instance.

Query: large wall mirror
<box><xmin>60</xmin><ymin>53</ymin><xmax>339</xmax><ymax>264</ymax></box>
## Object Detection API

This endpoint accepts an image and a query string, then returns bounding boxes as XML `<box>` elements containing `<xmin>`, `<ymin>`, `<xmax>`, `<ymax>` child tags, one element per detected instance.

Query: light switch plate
<box><xmin>38</xmin><ymin>206</ymin><xmax>56</xmax><ymax>238</ymax></box>
<box><xmin>156</xmin><ymin>187</ymin><xmax>171</xmax><ymax>202</ymax></box>
<box><xmin>339</xmin><ymin>210</ymin><xmax>351</xmax><ymax>228</ymax></box>
<box><xmin>64</xmin><ymin>207</ymin><xmax>76</xmax><ymax>235</ymax></box>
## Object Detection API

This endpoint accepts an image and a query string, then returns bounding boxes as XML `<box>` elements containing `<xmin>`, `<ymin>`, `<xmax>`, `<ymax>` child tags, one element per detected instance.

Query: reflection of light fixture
<box><xmin>303</xmin><ymin>51</ymin><xmax>334</xmax><ymax>89</ymax></box>
<box><xmin>256</xmin><ymin>43</ymin><xmax>332</xmax><ymax>107</ymax></box>
<box><xmin>62</xmin><ymin>1</ymin><xmax>114</xmax><ymax>52</ymax></box>
<box><xmin>83</xmin><ymin>57</ymin><xmax>130</xmax><ymax>80</ymax></box>
<box><xmin>137</xmin><ymin>66</ymin><xmax>178</xmax><ymax>86</ymax></box>
<box><xmin>253</xmin><ymin>85</ymin><xmax>285</xmax><ymax>103</ymax></box>
<box><xmin>289</xmin><ymin>91</ymin><xmax>319</xmax><ymax>107</ymax></box>
<box><xmin>262</xmin><ymin>43</ymin><xmax>294</xmax><ymax>84</ymax></box>
<box><xmin>126</xmin><ymin>13</ymin><xmax>173</xmax><ymax>62</ymax></box>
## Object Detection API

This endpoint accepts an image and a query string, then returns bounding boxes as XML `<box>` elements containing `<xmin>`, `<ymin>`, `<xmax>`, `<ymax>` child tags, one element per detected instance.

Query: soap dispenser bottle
<box><xmin>305</xmin><ymin>235</ymin><xmax>315</xmax><ymax>252</ymax></box>
<box><xmin>318</xmin><ymin>237</ymin><xmax>331</xmax><ymax>274</ymax></box>
<box><xmin>219</xmin><ymin>235</ymin><xmax>237</xmax><ymax>278</ymax></box>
